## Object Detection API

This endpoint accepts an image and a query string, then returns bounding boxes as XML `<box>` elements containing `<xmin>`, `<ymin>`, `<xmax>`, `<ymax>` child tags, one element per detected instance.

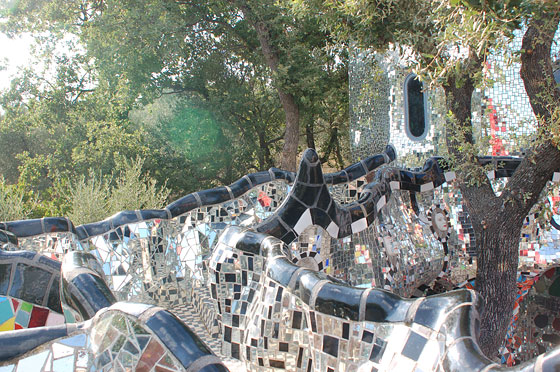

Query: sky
<box><xmin>0</xmin><ymin>31</ymin><xmax>33</xmax><ymax>90</ymax></box>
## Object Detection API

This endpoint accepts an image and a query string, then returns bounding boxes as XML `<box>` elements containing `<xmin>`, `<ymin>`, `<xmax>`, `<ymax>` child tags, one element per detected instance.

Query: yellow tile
<box><xmin>0</xmin><ymin>317</ymin><xmax>15</xmax><ymax>332</ymax></box>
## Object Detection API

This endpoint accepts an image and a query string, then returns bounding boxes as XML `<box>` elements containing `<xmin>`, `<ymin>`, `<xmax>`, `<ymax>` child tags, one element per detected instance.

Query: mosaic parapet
<box><xmin>256</xmin><ymin>148</ymin><xmax>525</xmax><ymax>244</ymax></box>
<box><xmin>1</xmin><ymin>147</ymin><xmax>557</xmax><ymax>370</ymax></box>
<box><xmin>500</xmin><ymin>266</ymin><xmax>560</xmax><ymax>364</ymax></box>
<box><xmin>0</xmin><ymin>303</ymin><xmax>230</xmax><ymax>371</ymax></box>
<box><xmin>209</xmin><ymin>226</ymin><xmax>560</xmax><ymax>371</ymax></box>
<box><xmin>61</xmin><ymin>252</ymin><xmax>117</xmax><ymax>322</ymax></box>
<box><xmin>0</xmin><ymin>250</ymin><xmax>63</xmax><ymax>317</ymax></box>
<box><xmin>0</xmin><ymin>251</ymin><xmax>230</xmax><ymax>371</ymax></box>
<box><xmin>0</xmin><ymin>146</ymin><xmax>396</xmax><ymax>243</ymax></box>
<box><xmin>0</xmin><ymin>148</ymin><xmax>524</xmax><ymax>247</ymax></box>
<box><xmin>206</xmin><ymin>151</ymin><xmax>559</xmax><ymax>370</ymax></box>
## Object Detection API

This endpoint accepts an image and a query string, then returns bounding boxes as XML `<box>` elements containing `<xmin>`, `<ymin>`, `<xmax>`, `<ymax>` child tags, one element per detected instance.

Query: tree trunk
<box><xmin>278</xmin><ymin>91</ymin><xmax>300</xmax><ymax>171</ymax></box>
<box><xmin>443</xmin><ymin>72</ymin><xmax>511</xmax><ymax>357</ymax></box>
<box><xmin>475</xmin><ymin>213</ymin><xmax>521</xmax><ymax>358</ymax></box>
<box><xmin>234</xmin><ymin>1</ymin><xmax>300</xmax><ymax>171</ymax></box>
<box><xmin>442</xmin><ymin>10</ymin><xmax>560</xmax><ymax>357</ymax></box>
<box><xmin>520</xmin><ymin>12</ymin><xmax>560</xmax><ymax>124</ymax></box>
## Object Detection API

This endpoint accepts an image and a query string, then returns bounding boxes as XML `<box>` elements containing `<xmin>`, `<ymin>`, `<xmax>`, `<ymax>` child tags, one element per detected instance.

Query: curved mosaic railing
<box><xmin>1</xmin><ymin>146</ymin><xmax>559</xmax><ymax>370</ymax></box>
<box><xmin>208</xmin><ymin>225</ymin><xmax>560</xmax><ymax>371</ymax></box>
<box><xmin>0</xmin><ymin>250</ymin><xmax>64</xmax><ymax>331</ymax></box>
<box><xmin>0</xmin><ymin>145</ymin><xmax>396</xmax><ymax>243</ymax></box>
<box><xmin>0</xmin><ymin>251</ymin><xmax>229</xmax><ymax>371</ymax></box>
<box><xmin>0</xmin><ymin>146</ymin><xmax>397</xmax><ymax>307</ymax></box>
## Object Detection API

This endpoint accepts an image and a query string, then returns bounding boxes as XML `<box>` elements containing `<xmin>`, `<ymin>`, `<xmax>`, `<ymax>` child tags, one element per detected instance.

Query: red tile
<box><xmin>28</xmin><ymin>306</ymin><xmax>50</xmax><ymax>328</ymax></box>
<box><xmin>136</xmin><ymin>338</ymin><xmax>165</xmax><ymax>372</ymax></box>
<box><xmin>11</xmin><ymin>299</ymin><xmax>19</xmax><ymax>312</ymax></box>
<box><xmin>155</xmin><ymin>365</ymin><xmax>175</xmax><ymax>372</ymax></box>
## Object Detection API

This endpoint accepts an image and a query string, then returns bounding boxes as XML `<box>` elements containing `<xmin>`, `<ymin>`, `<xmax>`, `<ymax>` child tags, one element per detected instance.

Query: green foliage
<box><xmin>107</xmin><ymin>157</ymin><xmax>170</xmax><ymax>217</ymax></box>
<box><xmin>0</xmin><ymin>177</ymin><xmax>35</xmax><ymax>221</ymax></box>
<box><xmin>64</xmin><ymin>170</ymin><xmax>110</xmax><ymax>226</ymax></box>
<box><xmin>63</xmin><ymin>157</ymin><xmax>170</xmax><ymax>225</ymax></box>
<box><xmin>0</xmin><ymin>0</ymin><xmax>352</xmax><ymax>224</ymax></box>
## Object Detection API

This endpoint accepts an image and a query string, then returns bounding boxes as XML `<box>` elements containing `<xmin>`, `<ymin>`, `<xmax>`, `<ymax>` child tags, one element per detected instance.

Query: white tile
<box><xmin>351</xmin><ymin>218</ymin><xmax>368</xmax><ymax>234</ymax></box>
<box><xmin>52</xmin><ymin>343</ymin><xmax>74</xmax><ymax>359</ymax></box>
<box><xmin>293</xmin><ymin>209</ymin><xmax>313</xmax><ymax>234</ymax></box>
<box><xmin>377</xmin><ymin>195</ymin><xmax>387</xmax><ymax>211</ymax></box>
<box><xmin>46</xmin><ymin>312</ymin><xmax>65</xmax><ymax>327</ymax></box>
<box><xmin>326</xmin><ymin>221</ymin><xmax>339</xmax><ymax>238</ymax></box>
<box><xmin>420</xmin><ymin>182</ymin><xmax>434</xmax><ymax>192</ymax></box>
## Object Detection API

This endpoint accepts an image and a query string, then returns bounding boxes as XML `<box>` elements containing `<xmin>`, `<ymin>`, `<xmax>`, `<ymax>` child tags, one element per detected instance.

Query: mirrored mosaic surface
<box><xmin>0</xmin><ymin>146</ymin><xmax>559</xmax><ymax>371</ymax></box>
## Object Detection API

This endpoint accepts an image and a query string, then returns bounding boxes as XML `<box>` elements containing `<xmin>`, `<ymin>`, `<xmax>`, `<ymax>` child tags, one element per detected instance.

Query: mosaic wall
<box><xmin>0</xmin><ymin>251</ymin><xmax>64</xmax><ymax>331</ymax></box>
<box><xmin>0</xmin><ymin>251</ymin><xmax>228</xmax><ymax>371</ymax></box>
<box><xmin>348</xmin><ymin>26</ymin><xmax>560</xmax><ymax>366</ymax></box>
<box><xmin>1</xmin><ymin>146</ymin><xmax>560</xmax><ymax>371</ymax></box>
<box><xmin>350</xmin><ymin>28</ymin><xmax>560</xmax><ymax>163</ymax></box>
<box><xmin>503</xmin><ymin>267</ymin><xmax>560</xmax><ymax>365</ymax></box>
<box><xmin>349</xmin><ymin>47</ymin><xmax>449</xmax><ymax>167</ymax></box>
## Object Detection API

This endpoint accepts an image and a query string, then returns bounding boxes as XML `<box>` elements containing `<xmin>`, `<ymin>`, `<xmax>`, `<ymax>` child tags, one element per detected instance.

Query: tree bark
<box><xmin>234</xmin><ymin>1</ymin><xmax>300</xmax><ymax>171</ymax></box>
<box><xmin>443</xmin><ymin>10</ymin><xmax>560</xmax><ymax>358</ymax></box>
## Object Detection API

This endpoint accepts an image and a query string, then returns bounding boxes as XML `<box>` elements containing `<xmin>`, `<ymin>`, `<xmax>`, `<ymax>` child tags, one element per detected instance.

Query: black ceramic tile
<box><xmin>269</xmin><ymin>167</ymin><xmax>295</xmax><ymax>183</ymax></box>
<box><xmin>47</xmin><ymin>276</ymin><xmax>62</xmax><ymax>314</ymax></box>
<box><xmin>236</xmin><ymin>231</ymin><xmax>266</xmax><ymax>255</ymax></box>
<box><xmin>66</xmin><ymin>273</ymin><xmax>116</xmax><ymax>318</ymax></box>
<box><xmin>256</xmin><ymin>218</ymin><xmax>290</xmax><ymax>241</ymax></box>
<box><xmin>362</xmin><ymin>330</ymin><xmax>374</xmax><ymax>343</ymax></box>
<box><xmin>9</xmin><ymin>263</ymin><xmax>51</xmax><ymax>305</ymax></box>
<box><xmin>310</xmin><ymin>209</ymin><xmax>331</xmax><ymax>229</ymax></box>
<box><xmin>293</xmin><ymin>183</ymin><xmax>321</xmax><ymax>207</ymax></box>
<box><xmin>0</xmin><ymin>324</ymin><xmax>69</xmax><ymax>362</ymax></box>
<box><xmin>314</xmin><ymin>283</ymin><xmax>361</xmax><ymax>321</ymax></box>
<box><xmin>110</xmin><ymin>210</ymin><xmax>140</xmax><ymax>226</ymax></box>
<box><xmin>166</xmin><ymin>194</ymin><xmax>200</xmax><ymax>218</ymax></box>
<box><xmin>267</xmin><ymin>258</ymin><xmax>300</xmax><ymax>288</ymax></box>
<box><xmin>348</xmin><ymin>205</ymin><xmax>365</xmax><ymax>223</ymax></box>
<box><xmin>81</xmin><ymin>220</ymin><xmax>113</xmax><ymax>238</ymax></box>
<box><xmin>294</xmin><ymin>271</ymin><xmax>325</xmax><ymax>305</ymax></box>
<box><xmin>0</xmin><ymin>263</ymin><xmax>12</xmax><ymax>295</ymax></box>
<box><xmin>0</xmin><ymin>229</ymin><xmax>17</xmax><ymax>245</ymax></box>
<box><xmin>365</xmin><ymin>290</ymin><xmax>410</xmax><ymax>323</ymax></box>
<box><xmin>274</xmin><ymin>197</ymin><xmax>309</xmax><ymax>227</ymax></box>
<box><xmin>4</xmin><ymin>219</ymin><xmax>43</xmax><ymax>237</ymax></box>
<box><xmin>414</xmin><ymin>291</ymin><xmax>474</xmax><ymax>330</ymax></box>
<box><xmin>324</xmin><ymin>171</ymin><xmax>349</xmax><ymax>184</ymax></box>
<box><xmin>369</xmin><ymin>339</ymin><xmax>386</xmax><ymax>363</ymax></box>
<box><xmin>401</xmin><ymin>331</ymin><xmax>428</xmax><ymax>360</ymax></box>
<box><xmin>442</xmin><ymin>338</ymin><xmax>492</xmax><ymax>371</ymax></box>
<box><xmin>229</xmin><ymin>177</ymin><xmax>253</xmax><ymax>198</ymax></box>
<box><xmin>42</xmin><ymin>217</ymin><xmax>75</xmax><ymax>234</ymax></box>
<box><xmin>322</xmin><ymin>335</ymin><xmax>339</xmax><ymax>357</ymax></box>
<box><xmin>145</xmin><ymin>310</ymin><xmax>215</xmax><ymax>367</ymax></box>
<box><xmin>344</xmin><ymin>162</ymin><xmax>366</xmax><ymax>182</ymax></box>
<box><xmin>292</xmin><ymin>311</ymin><xmax>303</xmax><ymax>330</ymax></box>
<box><xmin>247</xmin><ymin>171</ymin><xmax>273</xmax><ymax>186</ymax></box>
<box><xmin>198</xmin><ymin>187</ymin><xmax>231</xmax><ymax>206</ymax></box>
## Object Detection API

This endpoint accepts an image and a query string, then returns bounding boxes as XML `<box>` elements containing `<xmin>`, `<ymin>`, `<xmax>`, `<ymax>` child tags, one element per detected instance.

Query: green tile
<box><xmin>21</xmin><ymin>301</ymin><xmax>33</xmax><ymax>313</ymax></box>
